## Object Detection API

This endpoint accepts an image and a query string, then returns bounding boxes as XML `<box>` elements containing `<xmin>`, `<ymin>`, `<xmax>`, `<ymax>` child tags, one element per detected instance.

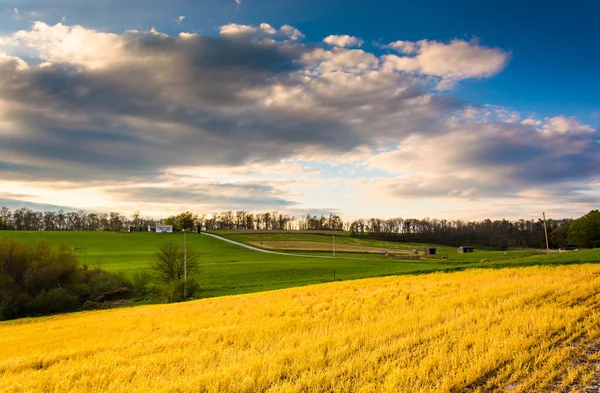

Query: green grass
<box><xmin>209</xmin><ymin>230</ymin><xmax>534</xmax><ymax>262</ymax></box>
<box><xmin>1</xmin><ymin>230</ymin><xmax>599</xmax><ymax>299</ymax></box>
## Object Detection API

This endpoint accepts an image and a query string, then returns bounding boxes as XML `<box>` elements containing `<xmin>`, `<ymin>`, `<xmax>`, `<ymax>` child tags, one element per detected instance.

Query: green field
<box><xmin>2</xmin><ymin>230</ymin><xmax>599</xmax><ymax>299</ymax></box>
<box><xmin>209</xmin><ymin>230</ymin><xmax>535</xmax><ymax>262</ymax></box>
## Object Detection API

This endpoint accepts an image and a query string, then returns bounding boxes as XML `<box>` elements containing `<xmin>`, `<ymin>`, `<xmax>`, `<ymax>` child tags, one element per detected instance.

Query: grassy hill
<box><xmin>2</xmin><ymin>230</ymin><xmax>599</xmax><ymax>300</ymax></box>
<box><xmin>2</xmin><ymin>264</ymin><xmax>600</xmax><ymax>392</ymax></box>
<box><xmin>209</xmin><ymin>230</ymin><xmax>536</xmax><ymax>261</ymax></box>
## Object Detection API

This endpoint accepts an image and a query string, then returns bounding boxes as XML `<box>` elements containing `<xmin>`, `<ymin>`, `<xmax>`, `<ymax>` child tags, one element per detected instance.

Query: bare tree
<box><xmin>150</xmin><ymin>242</ymin><xmax>198</xmax><ymax>283</ymax></box>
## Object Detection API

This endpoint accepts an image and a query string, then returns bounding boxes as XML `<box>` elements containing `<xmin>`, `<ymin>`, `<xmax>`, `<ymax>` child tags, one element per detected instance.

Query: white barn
<box><xmin>151</xmin><ymin>224</ymin><xmax>173</xmax><ymax>233</ymax></box>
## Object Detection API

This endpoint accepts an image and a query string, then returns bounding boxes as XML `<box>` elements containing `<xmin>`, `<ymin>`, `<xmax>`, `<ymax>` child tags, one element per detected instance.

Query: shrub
<box><xmin>161</xmin><ymin>278</ymin><xmax>200</xmax><ymax>302</ymax></box>
<box><xmin>131</xmin><ymin>271</ymin><xmax>152</xmax><ymax>296</ymax></box>
<box><xmin>26</xmin><ymin>288</ymin><xmax>78</xmax><ymax>315</ymax></box>
<box><xmin>88</xmin><ymin>270</ymin><xmax>132</xmax><ymax>297</ymax></box>
<box><xmin>0</xmin><ymin>238</ymin><xmax>134</xmax><ymax>320</ymax></box>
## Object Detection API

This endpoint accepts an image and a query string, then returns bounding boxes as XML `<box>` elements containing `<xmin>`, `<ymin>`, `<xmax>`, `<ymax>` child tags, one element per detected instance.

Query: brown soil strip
<box><xmin>248</xmin><ymin>240</ymin><xmax>413</xmax><ymax>254</ymax></box>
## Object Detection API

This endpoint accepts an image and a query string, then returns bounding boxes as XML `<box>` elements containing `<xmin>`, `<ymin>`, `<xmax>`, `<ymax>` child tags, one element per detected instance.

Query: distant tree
<box><xmin>568</xmin><ymin>210</ymin><xmax>600</xmax><ymax>248</ymax></box>
<box><xmin>176</xmin><ymin>211</ymin><xmax>196</xmax><ymax>232</ymax></box>
<box><xmin>131</xmin><ymin>211</ymin><xmax>141</xmax><ymax>229</ymax></box>
<box><xmin>550</xmin><ymin>225</ymin><xmax>570</xmax><ymax>249</ymax></box>
<box><xmin>164</xmin><ymin>216</ymin><xmax>180</xmax><ymax>231</ymax></box>
<box><xmin>150</xmin><ymin>242</ymin><xmax>198</xmax><ymax>283</ymax></box>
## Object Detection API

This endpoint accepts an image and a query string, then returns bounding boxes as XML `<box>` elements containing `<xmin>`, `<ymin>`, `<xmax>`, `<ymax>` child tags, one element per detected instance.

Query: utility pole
<box><xmin>333</xmin><ymin>233</ymin><xmax>335</xmax><ymax>257</ymax></box>
<box><xmin>542</xmin><ymin>212</ymin><xmax>550</xmax><ymax>255</ymax></box>
<box><xmin>184</xmin><ymin>229</ymin><xmax>187</xmax><ymax>298</ymax></box>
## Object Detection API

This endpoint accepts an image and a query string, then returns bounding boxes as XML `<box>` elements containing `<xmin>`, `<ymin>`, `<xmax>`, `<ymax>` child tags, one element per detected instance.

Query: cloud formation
<box><xmin>0</xmin><ymin>21</ymin><xmax>596</xmax><ymax>218</ymax></box>
<box><xmin>383</xmin><ymin>39</ymin><xmax>509</xmax><ymax>89</ymax></box>
<box><xmin>323</xmin><ymin>35</ymin><xmax>363</xmax><ymax>48</ymax></box>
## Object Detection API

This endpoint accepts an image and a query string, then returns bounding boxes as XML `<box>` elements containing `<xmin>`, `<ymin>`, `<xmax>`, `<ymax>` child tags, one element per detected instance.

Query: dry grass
<box><xmin>2</xmin><ymin>265</ymin><xmax>600</xmax><ymax>392</ymax></box>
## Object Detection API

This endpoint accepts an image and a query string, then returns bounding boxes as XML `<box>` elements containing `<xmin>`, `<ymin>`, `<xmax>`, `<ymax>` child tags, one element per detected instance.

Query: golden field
<box><xmin>2</xmin><ymin>265</ymin><xmax>600</xmax><ymax>393</ymax></box>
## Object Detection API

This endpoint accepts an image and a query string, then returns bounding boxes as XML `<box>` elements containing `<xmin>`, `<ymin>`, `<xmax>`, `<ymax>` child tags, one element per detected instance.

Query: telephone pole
<box><xmin>333</xmin><ymin>233</ymin><xmax>335</xmax><ymax>257</ymax></box>
<box><xmin>542</xmin><ymin>212</ymin><xmax>550</xmax><ymax>255</ymax></box>
<box><xmin>183</xmin><ymin>229</ymin><xmax>187</xmax><ymax>298</ymax></box>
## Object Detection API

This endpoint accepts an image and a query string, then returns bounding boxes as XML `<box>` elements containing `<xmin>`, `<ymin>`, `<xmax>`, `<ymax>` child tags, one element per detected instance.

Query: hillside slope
<box><xmin>2</xmin><ymin>265</ymin><xmax>600</xmax><ymax>392</ymax></box>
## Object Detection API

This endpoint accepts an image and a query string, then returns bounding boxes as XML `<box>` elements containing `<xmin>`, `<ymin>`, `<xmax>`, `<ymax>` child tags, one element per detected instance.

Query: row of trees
<box><xmin>200</xmin><ymin>211</ymin><xmax>344</xmax><ymax>231</ymax></box>
<box><xmin>0</xmin><ymin>207</ymin><xmax>144</xmax><ymax>232</ymax></box>
<box><xmin>349</xmin><ymin>217</ymin><xmax>575</xmax><ymax>249</ymax></box>
<box><xmin>0</xmin><ymin>207</ymin><xmax>345</xmax><ymax>233</ymax></box>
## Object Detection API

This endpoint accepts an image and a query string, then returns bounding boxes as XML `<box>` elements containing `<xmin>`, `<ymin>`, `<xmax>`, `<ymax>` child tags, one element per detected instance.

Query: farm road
<box><xmin>201</xmin><ymin>232</ymin><xmax>372</xmax><ymax>261</ymax></box>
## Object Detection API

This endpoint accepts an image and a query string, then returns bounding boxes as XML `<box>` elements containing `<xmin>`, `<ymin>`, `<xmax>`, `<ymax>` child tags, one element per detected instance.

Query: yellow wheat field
<box><xmin>2</xmin><ymin>265</ymin><xmax>600</xmax><ymax>393</ymax></box>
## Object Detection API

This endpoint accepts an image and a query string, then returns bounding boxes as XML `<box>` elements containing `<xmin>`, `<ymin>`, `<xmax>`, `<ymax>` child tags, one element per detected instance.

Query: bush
<box><xmin>0</xmin><ymin>291</ymin><xmax>28</xmax><ymax>320</ymax></box>
<box><xmin>26</xmin><ymin>288</ymin><xmax>78</xmax><ymax>315</ymax></box>
<box><xmin>131</xmin><ymin>271</ymin><xmax>152</xmax><ymax>296</ymax></box>
<box><xmin>87</xmin><ymin>270</ymin><xmax>132</xmax><ymax>297</ymax></box>
<box><xmin>0</xmin><ymin>238</ymin><xmax>134</xmax><ymax>320</ymax></box>
<box><xmin>161</xmin><ymin>279</ymin><xmax>199</xmax><ymax>302</ymax></box>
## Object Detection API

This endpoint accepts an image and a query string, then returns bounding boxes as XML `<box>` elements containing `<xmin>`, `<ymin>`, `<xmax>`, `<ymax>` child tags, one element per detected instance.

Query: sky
<box><xmin>0</xmin><ymin>0</ymin><xmax>598</xmax><ymax>220</ymax></box>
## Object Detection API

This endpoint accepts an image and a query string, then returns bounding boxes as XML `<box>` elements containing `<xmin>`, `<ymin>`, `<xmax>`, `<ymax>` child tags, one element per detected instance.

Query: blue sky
<box><xmin>0</xmin><ymin>0</ymin><xmax>598</xmax><ymax>219</ymax></box>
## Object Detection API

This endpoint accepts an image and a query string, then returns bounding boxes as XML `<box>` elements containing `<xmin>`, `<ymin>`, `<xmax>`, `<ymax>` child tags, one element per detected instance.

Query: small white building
<box><xmin>152</xmin><ymin>224</ymin><xmax>173</xmax><ymax>233</ymax></box>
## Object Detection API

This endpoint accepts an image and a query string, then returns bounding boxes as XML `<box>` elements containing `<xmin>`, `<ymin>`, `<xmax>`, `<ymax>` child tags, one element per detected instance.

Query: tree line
<box><xmin>348</xmin><ymin>213</ymin><xmax>600</xmax><ymax>250</ymax></box>
<box><xmin>1</xmin><ymin>206</ymin><xmax>598</xmax><ymax>250</ymax></box>
<box><xmin>0</xmin><ymin>207</ymin><xmax>344</xmax><ymax>232</ymax></box>
<box><xmin>167</xmin><ymin>211</ymin><xmax>344</xmax><ymax>231</ymax></box>
<box><xmin>0</xmin><ymin>207</ymin><xmax>140</xmax><ymax>232</ymax></box>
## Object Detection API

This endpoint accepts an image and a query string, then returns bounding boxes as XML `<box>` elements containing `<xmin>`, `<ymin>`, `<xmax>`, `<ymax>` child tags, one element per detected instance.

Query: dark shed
<box><xmin>457</xmin><ymin>246</ymin><xmax>475</xmax><ymax>253</ymax></box>
<box><xmin>424</xmin><ymin>248</ymin><xmax>437</xmax><ymax>255</ymax></box>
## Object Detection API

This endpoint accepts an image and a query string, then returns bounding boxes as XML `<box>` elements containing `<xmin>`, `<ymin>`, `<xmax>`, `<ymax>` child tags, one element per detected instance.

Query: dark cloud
<box><xmin>108</xmin><ymin>184</ymin><xmax>296</xmax><ymax>209</ymax></box>
<box><xmin>0</xmin><ymin>23</ymin><xmax>464</xmax><ymax>183</ymax></box>
<box><xmin>0</xmin><ymin>198</ymin><xmax>77</xmax><ymax>212</ymax></box>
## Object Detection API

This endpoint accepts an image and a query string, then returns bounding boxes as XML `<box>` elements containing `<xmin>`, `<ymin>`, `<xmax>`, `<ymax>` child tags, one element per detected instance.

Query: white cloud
<box><xmin>542</xmin><ymin>115</ymin><xmax>595</xmax><ymax>134</ymax></box>
<box><xmin>280</xmin><ymin>24</ymin><xmax>304</xmax><ymax>41</ymax></box>
<box><xmin>383</xmin><ymin>39</ymin><xmax>509</xmax><ymax>89</ymax></box>
<box><xmin>219</xmin><ymin>23</ymin><xmax>302</xmax><ymax>42</ymax></box>
<box><xmin>323</xmin><ymin>35</ymin><xmax>363</xmax><ymax>48</ymax></box>
<box><xmin>176</xmin><ymin>16</ymin><xmax>185</xmax><ymax>23</ymax></box>
<box><xmin>521</xmin><ymin>118</ymin><xmax>542</xmax><ymax>126</ymax></box>
<box><xmin>302</xmin><ymin>47</ymin><xmax>379</xmax><ymax>73</ymax></box>
<box><xmin>386</xmin><ymin>40</ymin><xmax>417</xmax><ymax>54</ymax></box>
<box><xmin>12</xmin><ymin>8</ymin><xmax>19</xmax><ymax>20</ymax></box>
<box><xmin>235</xmin><ymin>0</ymin><xmax>242</xmax><ymax>4</ymax></box>
<box><xmin>1</xmin><ymin>22</ymin><xmax>124</xmax><ymax>69</ymax></box>
<box><xmin>259</xmin><ymin>23</ymin><xmax>276</xmax><ymax>35</ymax></box>
<box><xmin>219</xmin><ymin>23</ymin><xmax>257</xmax><ymax>38</ymax></box>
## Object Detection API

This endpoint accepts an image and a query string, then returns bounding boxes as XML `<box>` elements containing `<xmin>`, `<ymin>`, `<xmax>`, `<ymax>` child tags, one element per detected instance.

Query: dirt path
<box><xmin>201</xmin><ymin>232</ymin><xmax>374</xmax><ymax>261</ymax></box>
<box><xmin>550</xmin><ymin>335</ymin><xmax>600</xmax><ymax>392</ymax></box>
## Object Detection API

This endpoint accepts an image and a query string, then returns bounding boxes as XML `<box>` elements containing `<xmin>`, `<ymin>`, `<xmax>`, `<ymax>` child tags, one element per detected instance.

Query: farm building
<box><xmin>424</xmin><ymin>248</ymin><xmax>437</xmax><ymax>255</ymax></box>
<box><xmin>156</xmin><ymin>225</ymin><xmax>173</xmax><ymax>233</ymax></box>
<box><xmin>149</xmin><ymin>224</ymin><xmax>173</xmax><ymax>233</ymax></box>
<box><xmin>457</xmin><ymin>246</ymin><xmax>475</xmax><ymax>253</ymax></box>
